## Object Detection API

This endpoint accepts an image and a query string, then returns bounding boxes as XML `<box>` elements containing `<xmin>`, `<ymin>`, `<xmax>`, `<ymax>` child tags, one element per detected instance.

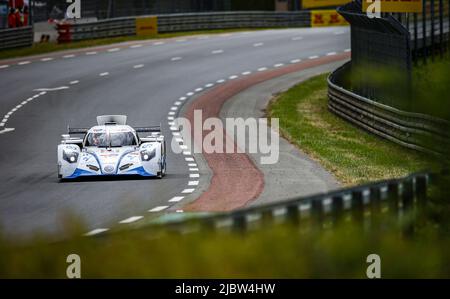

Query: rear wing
<box><xmin>134</xmin><ymin>126</ymin><xmax>161</xmax><ymax>133</ymax></box>
<box><xmin>68</xmin><ymin>127</ymin><xmax>89</xmax><ymax>135</ymax></box>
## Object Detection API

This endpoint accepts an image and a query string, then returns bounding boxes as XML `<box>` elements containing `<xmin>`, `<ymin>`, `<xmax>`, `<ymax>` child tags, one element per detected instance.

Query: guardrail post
<box><xmin>351</xmin><ymin>191</ymin><xmax>364</xmax><ymax>223</ymax></box>
<box><xmin>331</xmin><ymin>195</ymin><xmax>344</xmax><ymax>226</ymax></box>
<box><xmin>232</xmin><ymin>214</ymin><xmax>247</xmax><ymax>233</ymax></box>
<box><xmin>402</xmin><ymin>179</ymin><xmax>414</xmax><ymax>213</ymax></box>
<box><xmin>370</xmin><ymin>186</ymin><xmax>382</xmax><ymax>228</ymax></box>
<box><xmin>387</xmin><ymin>182</ymin><xmax>399</xmax><ymax>216</ymax></box>
<box><xmin>310</xmin><ymin>200</ymin><xmax>324</xmax><ymax>229</ymax></box>
<box><xmin>416</xmin><ymin>176</ymin><xmax>427</xmax><ymax>211</ymax></box>
<box><xmin>286</xmin><ymin>204</ymin><xmax>300</xmax><ymax>225</ymax></box>
<box><xmin>402</xmin><ymin>179</ymin><xmax>415</xmax><ymax>236</ymax></box>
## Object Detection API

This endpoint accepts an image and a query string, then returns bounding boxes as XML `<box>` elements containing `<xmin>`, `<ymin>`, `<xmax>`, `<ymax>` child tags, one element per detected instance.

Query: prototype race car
<box><xmin>57</xmin><ymin>115</ymin><xmax>166</xmax><ymax>180</ymax></box>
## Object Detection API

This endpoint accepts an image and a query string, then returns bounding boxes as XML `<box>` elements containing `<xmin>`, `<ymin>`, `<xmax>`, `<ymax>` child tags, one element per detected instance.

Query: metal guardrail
<box><xmin>157</xmin><ymin>11</ymin><xmax>311</xmax><ymax>33</ymax></box>
<box><xmin>158</xmin><ymin>172</ymin><xmax>430</xmax><ymax>234</ymax></box>
<box><xmin>328</xmin><ymin>62</ymin><xmax>450</xmax><ymax>155</ymax></box>
<box><xmin>57</xmin><ymin>11</ymin><xmax>311</xmax><ymax>43</ymax></box>
<box><xmin>0</xmin><ymin>26</ymin><xmax>33</xmax><ymax>50</ymax></box>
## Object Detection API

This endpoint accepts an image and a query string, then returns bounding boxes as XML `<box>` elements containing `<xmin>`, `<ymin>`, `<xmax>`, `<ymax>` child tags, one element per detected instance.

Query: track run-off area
<box><xmin>0</xmin><ymin>27</ymin><xmax>350</xmax><ymax>237</ymax></box>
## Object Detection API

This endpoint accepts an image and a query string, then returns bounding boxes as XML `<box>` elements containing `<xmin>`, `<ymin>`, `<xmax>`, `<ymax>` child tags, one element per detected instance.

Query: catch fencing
<box><xmin>0</xmin><ymin>26</ymin><xmax>33</xmax><ymax>50</ymax></box>
<box><xmin>57</xmin><ymin>11</ymin><xmax>311</xmax><ymax>43</ymax></box>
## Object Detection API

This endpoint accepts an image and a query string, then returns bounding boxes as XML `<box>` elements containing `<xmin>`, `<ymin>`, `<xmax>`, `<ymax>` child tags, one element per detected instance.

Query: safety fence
<box><xmin>328</xmin><ymin>63</ymin><xmax>450</xmax><ymax>155</ymax></box>
<box><xmin>57</xmin><ymin>11</ymin><xmax>311</xmax><ymax>43</ymax></box>
<box><xmin>158</xmin><ymin>172</ymin><xmax>430</xmax><ymax>234</ymax></box>
<box><xmin>0</xmin><ymin>26</ymin><xmax>33</xmax><ymax>50</ymax></box>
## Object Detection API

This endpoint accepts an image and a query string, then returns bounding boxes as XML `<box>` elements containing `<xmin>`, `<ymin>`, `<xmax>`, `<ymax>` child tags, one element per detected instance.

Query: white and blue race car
<box><xmin>57</xmin><ymin>115</ymin><xmax>166</xmax><ymax>180</ymax></box>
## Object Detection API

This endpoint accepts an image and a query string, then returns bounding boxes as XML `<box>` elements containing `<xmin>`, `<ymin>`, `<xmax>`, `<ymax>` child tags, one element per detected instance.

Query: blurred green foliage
<box><xmin>0</xmin><ymin>213</ymin><xmax>449</xmax><ymax>278</ymax></box>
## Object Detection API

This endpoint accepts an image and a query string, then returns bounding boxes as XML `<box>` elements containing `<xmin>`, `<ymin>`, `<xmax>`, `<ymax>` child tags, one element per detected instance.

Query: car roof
<box><xmin>87</xmin><ymin>125</ymin><xmax>136</xmax><ymax>134</ymax></box>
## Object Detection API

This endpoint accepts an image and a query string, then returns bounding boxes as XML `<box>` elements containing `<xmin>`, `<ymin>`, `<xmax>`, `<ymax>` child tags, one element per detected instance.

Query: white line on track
<box><xmin>258</xmin><ymin>67</ymin><xmax>268</xmax><ymax>72</ymax></box>
<box><xmin>242</xmin><ymin>71</ymin><xmax>252</xmax><ymax>75</ymax></box>
<box><xmin>308</xmin><ymin>55</ymin><xmax>319</xmax><ymax>59</ymax></box>
<box><xmin>99</xmin><ymin>72</ymin><xmax>109</xmax><ymax>76</ymax></box>
<box><xmin>253</xmin><ymin>42</ymin><xmax>264</xmax><ymax>47</ymax></box>
<box><xmin>153</xmin><ymin>41</ymin><xmax>165</xmax><ymax>45</ymax></box>
<box><xmin>108</xmin><ymin>48</ymin><xmax>120</xmax><ymax>52</ymax></box>
<box><xmin>149</xmin><ymin>206</ymin><xmax>169</xmax><ymax>212</ymax></box>
<box><xmin>168</xmin><ymin>111</ymin><xmax>176</xmax><ymax>115</ymax></box>
<box><xmin>86</xmin><ymin>51</ymin><xmax>97</xmax><ymax>55</ymax></box>
<box><xmin>170</xmin><ymin>106</ymin><xmax>178</xmax><ymax>111</ymax></box>
<box><xmin>229</xmin><ymin>75</ymin><xmax>238</xmax><ymax>80</ymax></box>
<box><xmin>84</xmin><ymin>228</ymin><xmax>109</xmax><ymax>236</ymax></box>
<box><xmin>188</xmin><ymin>181</ymin><xmax>199</xmax><ymax>186</ymax></box>
<box><xmin>133</xmin><ymin>64</ymin><xmax>144</xmax><ymax>69</ymax></box>
<box><xmin>70</xmin><ymin>80</ymin><xmax>80</xmax><ymax>85</ymax></box>
<box><xmin>212</xmin><ymin>49</ymin><xmax>224</xmax><ymax>54</ymax></box>
<box><xmin>63</xmin><ymin>54</ymin><xmax>75</xmax><ymax>58</ymax></box>
<box><xmin>0</xmin><ymin>128</ymin><xmax>15</xmax><ymax>135</ymax></box>
<box><xmin>179</xmin><ymin>96</ymin><xmax>187</xmax><ymax>101</ymax></box>
<box><xmin>188</xmin><ymin>163</ymin><xmax>197</xmax><ymax>167</ymax></box>
<box><xmin>182</xmin><ymin>189</ymin><xmax>195</xmax><ymax>194</ymax></box>
<box><xmin>290</xmin><ymin>59</ymin><xmax>301</xmax><ymax>63</ymax></box>
<box><xmin>292</xmin><ymin>36</ymin><xmax>303</xmax><ymax>41</ymax></box>
<box><xmin>205</xmin><ymin>83</ymin><xmax>214</xmax><ymax>88</ymax></box>
<box><xmin>174</xmin><ymin>101</ymin><xmax>182</xmax><ymax>106</ymax></box>
<box><xmin>41</xmin><ymin>57</ymin><xmax>54</xmax><ymax>61</ymax></box>
<box><xmin>172</xmin><ymin>132</ymin><xmax>180</xmax><ymax>136</ymax></box>
<box><xmin>186</xmin><ymin>92</ymin><xmax>194</xmax><ymax>96</ymax></box>
<box><xmin>344</xmin><ymin>48</ymin><xmax>351</xmax><ymax>52</ymax></box>
<box><xmin>189</xmin><ymin>168</ymin><xmax>199</xmax><ymax>172</ymax></box>
<box><xmin>169</xmin><ymin>196</ymin><xmax>185</xmax><ymax>203</ymax></box>
<box><xmin>0</xmin><ymin>65</ymin><xmax>9</xmax><ymax>69</ymax></box>
<box><xmin>176</xmin><ymin>210</ymin><xmax>184</xmax><ymax>213</ymax></box>
<box><xmin>171</xmin><ymin>57</ymin><xmax>182</xmax><ymax>61</ymax></box>
<box><xmin>34</xmin><ymin>86</ymin><xmax>68</xmax><ymax>91</ymax></box>
<box><xmin>130</xmin><ymin>44</ymin><xmax>143</xmax><ymax>48</ymax></box>
<box><xmin>190</xmin><ymin>174</ymin><xmax>200</xmax><ymax>178</ymax></box>
<box><xmin>18</xmin><ymin>61</ymin><xmax>31</xmax><ymax>65</ymax></box>
<box><xmin>119</xmin><ymin>216</ymin><xmax>143</xmax><ymax>224</ymax></box>
<box><xmin>216</xmin><ymin>79</ymin><xmax>225</xmax><ymax>83</ymax></box>
<box><xmin>168</xmin><ymin>116</ymin><xmax>175</xmax><ymax>121</ymax></box>
<box><xmin>195</xmin><ymin>87</ymin><xmax>203</xmax><ymax>92</ymax></box>
<box><xmin>183</xmin><ymin>151</ymin><xmax>192</xmax><ymax>156</ymax></box>
<box><xmin>326</xmin><ymin>52</ymin><xmax>337</xmax><ymax>56</ymax></box>
<box><xmin>274</xmin><ymin>63</ymin><xmax>284</xmax><ymax>68</ymax></box>
<box><xmin>185</xmin><ymin>157</ymin><xmax>195</xmax><ymax>162</ymax></box>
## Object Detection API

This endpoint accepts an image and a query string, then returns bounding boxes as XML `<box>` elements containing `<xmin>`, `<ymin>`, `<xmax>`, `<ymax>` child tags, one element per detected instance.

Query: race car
<box><xmin>57</xmin><ymin>115</ymin><xmax>166</xmax><ymax>180</ymax></box>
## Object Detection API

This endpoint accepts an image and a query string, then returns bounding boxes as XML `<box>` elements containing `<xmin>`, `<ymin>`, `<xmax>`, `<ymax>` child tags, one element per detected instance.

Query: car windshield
<box><xmin>85</xmin><ymin>132</ymin><xmax>136</xmax><ymax>147</ymax></box>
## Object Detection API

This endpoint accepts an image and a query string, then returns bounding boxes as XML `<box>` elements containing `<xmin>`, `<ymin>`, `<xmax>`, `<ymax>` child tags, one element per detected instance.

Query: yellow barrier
<box><xmin>302</xmin><ymin>0</ymin><xmax>349</xmax><ymax>9</ymax></box>
<box><xmin>135</xmin><ymin>16</ymin><xmax>158</xmax><ymax>36</ymax></box>
<box><xmin>362</xmin><ymin>0</ymin><xmax>422</xmax><ymax>13</ymax></box>
<box><xmin>310</xmin><ymin>10</ymin><xmax>348</xmax><ymax>27</ymax></box>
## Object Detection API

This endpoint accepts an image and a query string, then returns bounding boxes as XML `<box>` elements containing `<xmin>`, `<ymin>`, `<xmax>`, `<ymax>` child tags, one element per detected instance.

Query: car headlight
<box><xmin>63</xmin><ymin>150</ymin><xmax>79</xmax><ymax>164</ymax></box>
<box><xmin>140</xmin><ymin>148</ymin><xmax>156</xmax><ymax>161</ymax></box>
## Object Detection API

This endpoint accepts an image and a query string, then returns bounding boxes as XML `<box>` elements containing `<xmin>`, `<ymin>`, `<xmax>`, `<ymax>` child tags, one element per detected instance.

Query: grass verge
<box><xmin>267</xmin><ymin>74</ymin><xmax>436</xmax><ymax>186</ymax></box>
<box><xmin>0</xmin><ymin>28</ymin><xmax>271</xmax><ymax>61</ymax></box>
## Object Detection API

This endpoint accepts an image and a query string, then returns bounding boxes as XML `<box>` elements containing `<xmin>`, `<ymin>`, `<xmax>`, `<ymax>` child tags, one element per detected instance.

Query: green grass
<box><xmin>0</xmin><ymin>28</ymin><xmax>273</xmax><ymax>61</ymax></box>
<box><xmin>1</xmin><ymin>219</ymin><xmax>449</xmax><ymax>278</ymax></box>
<box><xmin>268</xmin><ymin>74</ymin><xmax>436</xmax><ymax>186</ymax></box>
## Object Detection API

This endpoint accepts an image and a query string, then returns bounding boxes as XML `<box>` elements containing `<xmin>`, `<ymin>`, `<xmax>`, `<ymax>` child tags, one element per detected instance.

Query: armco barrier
<box><xmin>328</xmin><ymin>62</ymin><xmax>450</xmax><ymax>155</ymax></box>
<box><xmin>157</xmin><ymin>172</ymin><xmax>431</xmax><ymax>234</ymax></box>
<box><xmin>57</xmin><ymin>11</ymin><xmax>311</xmax><ymax>43</ymax></box>
<box><xmin>0</xmin><ymin>26</ymin><xmax>34</xmax><ymax>50</ymax></box>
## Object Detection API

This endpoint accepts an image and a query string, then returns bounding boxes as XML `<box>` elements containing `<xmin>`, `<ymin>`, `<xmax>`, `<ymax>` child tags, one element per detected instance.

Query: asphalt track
<box><xmin>0</xmin><ymin>27</ymin><xmax>350</xmax><ymax>237</ymax></box>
